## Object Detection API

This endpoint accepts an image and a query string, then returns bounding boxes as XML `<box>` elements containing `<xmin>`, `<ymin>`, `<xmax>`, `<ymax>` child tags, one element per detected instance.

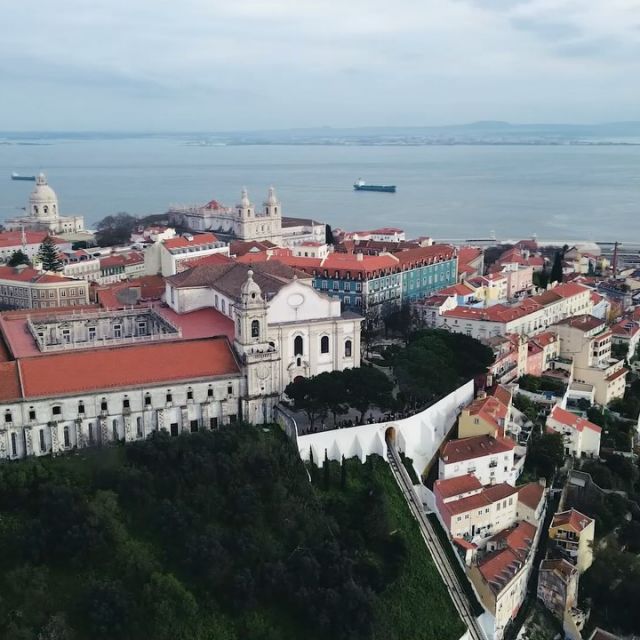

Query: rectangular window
<box><xmin>187</xmin><ymin>389</ymin><xmax>193</xmax><ymax>400</ymax></box>
<box><xmin>4</xmin><ymin>412</ymin><xmax>12</xmax><ymax>423</ymax></box>
<box><xmin>229</xmin><ymin>414</ymin><xmax>237</xmax><ymax>424</ymax></box>
<box><xmin>144</xmin><ymin>395</ymin><xmax>151</xmax><ymax>406</ymax></box>
<box><xmin>227</xmin><ymin>385</ymin><xmax>233</xmax><ymax>395</ymax></box>
<box><xmin>88</xmin><ymin>326</ymin><xmax>96</xmax><ymax>340</ymax></box>
<box><xmin>29</xmin><ymin>409</ymin><xmax>36</xmax><ymax>421</ymax></box>
<box><xmin>123</xmin><ymin>398</ymin><xmax>130</xmax><ymax>409</ymax></box>
<box><xmin>39</xmin><ymin>429</ymin><xmax>46</xmax><ymax>452</ymax></box>
<box><xmin>113</xmin><ymin>325</ymin><xmax>122</xmax><ymax>339</ymax></box>
<box><xmin>101</xmin><ymin>401</ymin><xmax>108</xmax><ymax>412</ymax></box>
<box><xmin>210</xmin><ymin>417</ymin><xmax>218</xmax><ymax>429</ymax></box>
<box><xmin>190</xmin><ymin>420</ymin><xmax>199</xmax><ymax>433</ymax></box>
<box><xmin>207</xmin><ymin>387</ymin><xmax>214</xmax><ymax>398</ymax></box>
<box><xmin>52</xmin><ymin>405</ymin><xmax>61</xmax><ymax>416</ymax></box>
<box><xmin>11</xmin><ymin>433</ymin><xmax>17</xmax><ymax>456</ymax></box>
<box><xmin>166</xmin><ymin>392</ymin><xmax>172</xmax><ymax>403</ymax></box>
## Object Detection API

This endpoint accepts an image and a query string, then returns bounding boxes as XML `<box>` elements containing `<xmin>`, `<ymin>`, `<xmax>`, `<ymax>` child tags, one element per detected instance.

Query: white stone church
<box><xmin>0</xmin><ymin>261</ymin><xmax>361</xmax><ymax>460</ymax></box>
<box><xmin>4</xmin><ymin>173</ymin><xmax>84</xmax><ymax>235</ymax></box>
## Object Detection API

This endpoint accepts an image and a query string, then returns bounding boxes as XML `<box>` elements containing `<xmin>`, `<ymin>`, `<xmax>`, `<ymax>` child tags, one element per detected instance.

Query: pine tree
<box><xmin>550</xmin><ymin>251</ymin><xmax>563</xmax><ymax>284</ymax></box>
<box><xmin>37</xmin><ymin>236</ymin><xmax>63</xmax><ymax>272</ymax></box>
<box><xmin>7</xmin><ymin>250</ymin><xmax>31</xmax><ymax>267</ymax></box>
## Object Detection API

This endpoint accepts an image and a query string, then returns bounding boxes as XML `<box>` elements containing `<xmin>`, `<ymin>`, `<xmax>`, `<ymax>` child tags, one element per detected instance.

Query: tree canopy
<box><xmin>95</xmin><ymin>212</ymin><xmax>139</xmax><ymax>247</ymax></box>
<box><xmin>7</xmin><ymin>249</ymin><xmax>31</xmax><ymax>267</ymax></box>
<box><xmin>37</xmin><ymin>236</ymin><xmax>63</xmax><ymax>272</ymax></box>
<box><xmin>0</xmin><ymin>427</ymin><xmax>463</xmax><ymax>640</ymax></box>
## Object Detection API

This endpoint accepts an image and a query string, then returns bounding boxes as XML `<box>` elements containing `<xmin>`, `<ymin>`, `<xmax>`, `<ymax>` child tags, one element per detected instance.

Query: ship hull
<box><xmin>353</xmin><ymin>184</ymin><xmax>396</xmax><ymax>193</ymax></box>
<box><xmin>11</xmin><ymin>174</ymin><xmax>36</xmax><ymax>181</ymax></box>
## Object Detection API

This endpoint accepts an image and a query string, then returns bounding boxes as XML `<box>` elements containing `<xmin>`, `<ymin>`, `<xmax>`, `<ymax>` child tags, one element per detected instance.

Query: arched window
<box><xmin>251</xmin><ymin>319</ymin><xmax>260</xmax><ymax>338</ymax></box>
<box><xmin>63</xmin><ymin>425</ymin><xmax>70</xmax><ymax>448</ymax></box>
<box><xmin>345</xmin><ymin>339</ymin><xmax>352</xmax><ymax>358</ymax></box>
<box><xmin>294</xmin><ymin>335</ymin><xmax>303</xmax><ymax>356</ymax></box>
<box><xmin>43</xmin><ymin>206</ymin><xmax>48</xmax><ymax>214</ymax></box>
<box><xmin>320</xmin><ymin>336</ymin><xmax>329</xmax><ymax>354</ymax></box>
<box><xmin>221</xmin><ymin>299</ymin><xmax>226</xmax><ymax>313</ymax></box>
<box><xmin>112</xmin><ymin>419</ymin><xmax>118</xmax><ymax>441</ymax></box>
<box><xmin>136</xmin><ymin>417</ymin><xmax>143</xmax><ymax>438</ymax></box>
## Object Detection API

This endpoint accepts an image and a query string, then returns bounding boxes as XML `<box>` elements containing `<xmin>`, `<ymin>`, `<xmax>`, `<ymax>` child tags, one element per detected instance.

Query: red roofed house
<box><xmin>517</xmin><ymin>480</ymin><xmax>547</xmax><ymax>525</ymax></box>
<box><xmin>439</xmin><ymin>434</ymin><xmax>518</xmax><ymax>486</ymax></box>
<box><xmin>469</xmin><ymin>520</ymin><xmax>539</xmax><ymax>639</ymax></box>
<box><xmin>546</xmin><ymin>405</ymin><xmax>601</xmax><ymax>459</ymax></box>
<box><xmin>0</xmin><ymin>265</ymin><xmax>90</xmax><ymax>310</ymax></box>
<box><xmin>549</xmin><ymin>509</ymin><xmax>595</xmax><ymax>573</ymax></box>
<box><xmin>610</xmin><ymin>318</ymin><xmax>640</xmax><ymax>361</ymax></box>
<box><xmin>457</xmin><ymin>246</ymin><xmax>484</xmax><ymax>280</ymax></box>
<box><xmin>458</xmin><ymin>391</ymin><xmax>511</xmax><ymax>439</ymax></box>
<box><xmin>434</xmin><ymin>474</ymin><xmax>518</xmax><ymax>541</ymax></box>
<box><xmin>145</xmin><ymin>231</ymin><xmax>229</xmax><ymax>277</ymax></box>
<box><xmin>0</xmin><ymin>230</ymin><xmax>71</xmax><ymax>264</ymax></box>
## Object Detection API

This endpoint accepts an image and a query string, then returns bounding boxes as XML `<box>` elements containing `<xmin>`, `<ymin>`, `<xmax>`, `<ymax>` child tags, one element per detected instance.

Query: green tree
<box><xmin>550</xmin><ymin>250</ymin><xmax>563</xmax><ymax>284</ymax></box>
<box><xmin>95</xmin><ymin>212</ymin><xmax>138</xmax><ymax>247</ymax></box>
<box><xmin>325</xmin><ymin>224</ymin><xmax>334</xmax><ymax>245</ymax></box>
<box><xmin>524</xmin><ymin>432</ymin><xmax>564</xmax><ymax>480</ymax></box>
<box><xmin>533</xmin><ymin>265</ymin><xmax>548</xmax><ymax>289</ymax></box>
<box><xmin>284</xmin><ymin>377</ymin><xmax>325</xmax><ymax>428</ymax></box>
<box><xmin>344</xmin><ymin>366</ymin><xmax>393</xmax><ymax>423</ymax></box>
<box><xmin>37</xmin><ymin>237</ymin><xmax>63</xmax><ymax>272</ymax></box>
<box><xmin>7</xmin><ymin>250</ymin><xmax>31</xmax><ymax>267</ymax></box>
<box><xmin>315</xmin><ymin>371</ymin><xmax>348</xmax><ymax>426</ymax></box>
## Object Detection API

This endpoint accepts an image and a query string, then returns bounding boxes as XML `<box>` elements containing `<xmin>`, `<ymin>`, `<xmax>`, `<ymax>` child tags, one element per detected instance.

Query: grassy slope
<box><xmin>318</xmin><ymin>457</ymin><xmax>465</xmax><ymax>640</ymax></box>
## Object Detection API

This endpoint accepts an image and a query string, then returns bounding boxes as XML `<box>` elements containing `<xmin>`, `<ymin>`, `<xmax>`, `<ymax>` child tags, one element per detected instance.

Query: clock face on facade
<box><xmin>287</xmin><ymin>293</ymin><xmax>304</xmax><ymax>308</ymax></box>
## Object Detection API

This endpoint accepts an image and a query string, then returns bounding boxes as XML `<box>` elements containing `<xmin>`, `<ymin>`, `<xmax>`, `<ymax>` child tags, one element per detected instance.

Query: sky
<box><xmin>1</xmin><ymin>0</ymin><xmax>640</xmax><ymax>131</ymax></box>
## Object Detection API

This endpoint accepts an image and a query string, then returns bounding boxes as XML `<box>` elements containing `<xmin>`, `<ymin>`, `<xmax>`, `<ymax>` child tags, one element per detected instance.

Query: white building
<box><xmin>4</xmin><ymin>174</ymin><xmax>84</xmax><ymax>235</ymax></box>
<box><xmin>546</xmin><ymin>405</ymin><xmax>601</xmax><ymax>459</ymax></box>
<box><xmin>165</xmin><ymin>262</ymin><xmax>362</xmax><ymax>423</ymax></box>
<box><xmin>144</xmin><ymin>232</ymin><xmax>230</xmax><ymax>277</ymax></box>
<box><xmin>434</xmin><ymin>474</ymin><xmax>519</xmax><ymax>542</ymax></box>
<box><xmin>439</xmin><ymin>434</ymin><xmax>518</xmax><ymax>486</ymax></box>
<box><xmin>168</xmin><ymin>187</ymin><xmax>283</xmax><ymax>245</ymax></box>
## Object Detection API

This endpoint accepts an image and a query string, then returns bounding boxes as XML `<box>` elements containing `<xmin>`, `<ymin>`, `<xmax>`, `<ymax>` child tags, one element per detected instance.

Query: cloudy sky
<box><xmin>1</xmin><ymin>0</ymin><xmax>640</xmax><ymax>131</ymax></box>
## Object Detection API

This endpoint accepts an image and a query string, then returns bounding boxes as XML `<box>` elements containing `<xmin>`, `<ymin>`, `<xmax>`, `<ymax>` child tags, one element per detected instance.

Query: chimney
<box><xmin>356</xmin><ymin>252</ymin><xmax>364</xmax><ymax>262</ymax></box>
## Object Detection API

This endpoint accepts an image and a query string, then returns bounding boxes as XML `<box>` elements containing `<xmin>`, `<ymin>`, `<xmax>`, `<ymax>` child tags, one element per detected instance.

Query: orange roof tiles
<box><xmin>18</xmin><ymin>337</ymin><xmax>240</xmax><ymax>398</ymax></box>
<box><xmin>0</xmin><ymin>231</ymin><xmax>66</xmax><ymax>248</ymax></box>
<box><xmin>439</xmin><ymin>283</ymin><xmax>476</xmax><ymax>296</ymax></box>
<box><xmin>163</xmin><ymin>232</ymin><xmax>219</xmax><ymax>250</ymax></box>
<box><xmin>556</xmin><ymin>314</ymin><xmax>604</xmax><ymax>332</ymax></box>
<box><xmin>549</xmin><ymin>405</ymin><xmax>601</xmax><ymax>433</ymax></box>
<box><xmin>0</xmin><ymin>362</ymin><xmax>21</xmax><ymax>401</ymax></box>
<box><xmin>491</xmin><ymin>384</ymin><xmax>512</xmax><ymax>408</ymax></box>
<box><xmin>0</xmin><ymin>266</ymin><xmax>76</xmax><ymax>284</ymax></box>
<box><xmin>441</xmin><ymin>434</ymin><xmax>515</xmax><ymax>464</ymax></box>
<box><xmin>518</xmin><ymin>482</ymin><xmax>546</xmax><ymax>510</ymax></box>
<box><xmin>434</xmin><ymin>474</ymin><xmax>482</xmax><ymax>500</ymax></box>
<box><xmin>551</xmin><ymin>509</ymin><xmax>593</xmax><ymax>533</ymax></box>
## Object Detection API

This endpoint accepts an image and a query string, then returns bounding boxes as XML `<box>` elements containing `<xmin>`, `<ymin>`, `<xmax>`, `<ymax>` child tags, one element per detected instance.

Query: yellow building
<box><xmin>458</xmin><ymin>386</ymin><xmax>511</xmax><ymax>439</ymax></box>
<box><xmin>548</xmin><ymin>509</ymin><xmax>594</xmax><ymax>574</ymax></box>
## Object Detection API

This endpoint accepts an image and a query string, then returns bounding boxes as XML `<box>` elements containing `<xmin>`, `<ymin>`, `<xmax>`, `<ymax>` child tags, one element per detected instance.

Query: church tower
<box><xmin>233</xmin><ymin>270</ymin><xmax>280</xmax><ymax>424</ymax></box>
<box><xmin>262</xmin><ymin>186</ymin><xmax>283</xmax><ymax>245</ymax></box>
<box><xmin>236</xmin><ymin>187</ymin><xmax>254</xmax><ymax>239</ymax></box>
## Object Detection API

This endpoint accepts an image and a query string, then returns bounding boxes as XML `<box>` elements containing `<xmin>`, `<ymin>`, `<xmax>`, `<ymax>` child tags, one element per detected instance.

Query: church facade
<box><xmin>168</xmin><ymin>187</ymin><xmax>283</xmax><ymax>245</ymax></box>
<box><xmin>4</xmin><ymin>174</ymin><xmax>84</xmax><ymax>235</ymax></box>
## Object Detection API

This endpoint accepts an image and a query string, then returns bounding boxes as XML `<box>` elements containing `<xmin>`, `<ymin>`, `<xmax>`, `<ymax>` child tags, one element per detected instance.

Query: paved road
<box><xmin>387</xmin><ymin>444</ymin><xmax>488</xmax><ymax>640</ymax></box>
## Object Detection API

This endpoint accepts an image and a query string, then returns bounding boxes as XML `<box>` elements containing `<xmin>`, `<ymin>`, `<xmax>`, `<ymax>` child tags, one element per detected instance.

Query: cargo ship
<box><xmin>353</xmin><ymin>178</ymin><xmax>396</xmax><ymax>193</ymax></box>
<box><xmin>11</xmin><ymin>173</ymin><xmax>36</xmax><ymax>181</ymax></box>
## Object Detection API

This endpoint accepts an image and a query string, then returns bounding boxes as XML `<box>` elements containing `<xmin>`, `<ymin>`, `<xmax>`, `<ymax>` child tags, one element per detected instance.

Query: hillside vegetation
<box><xmin>0</xmin><ymin>426</ymin><xmax>463</xmax><ymax>640</ymax></box>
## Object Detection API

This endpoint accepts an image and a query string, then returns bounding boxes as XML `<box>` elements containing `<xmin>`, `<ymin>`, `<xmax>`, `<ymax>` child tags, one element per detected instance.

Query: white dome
<box><xmin>29</xmin><ymin>173</ymin><xmax>59</xmax><ymax>219</ymax></box>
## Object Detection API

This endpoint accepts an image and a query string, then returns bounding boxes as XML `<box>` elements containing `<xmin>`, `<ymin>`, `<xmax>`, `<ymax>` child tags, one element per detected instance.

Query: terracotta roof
<box><xmin>178</xmin><ymin>252</ymin><xmax>233</xmax><ymax>270</ymax></box>
<box><xmin>391</xmin><ymin>244</ymin><xmax>456</xmax><ymax>267</ymax></box>
<box><xmin>99</xmin><ymin>252</ymin><xmax>144</xmax><ymax>269</ymax></box>
<box><xmin>453</xmin><ymin>537</ymin><xmax>477</xmax><ymax>551</ymax></box>
<box><xmin>281</xmin><ymin>216</ymin><xmax>323</xmax><ymax>227</ymax></box>
<box><xmin>439</xmin><ymin>283</ymin><xmax>477</xmax><ymax>297</ymax></box>
<box><xmin>605</xmin><ymin>367</ymin><xmax>628</xmax><ymax>383</ymax></box>
<box><xmin>556</xmin><ymin>314</ymin><xmax>604</xmax><ymax>332</ymax></box>
<box><xmin>465</xmin><ymin>395</ymin><xmax>508</xmax><ymax>432</ymax></box>
<box><xmin>611</xmin><ymin>319</ymin><xmax>640</xmax><ymax>338</ymax></box>
<box><xmin>539</xmin><ymin>558</ymin><xmax>577</xmax><ymax>582</ymax></box>
<box><xmin>167</xmin><ymin>262</ymin><xmax>310</xmax><ymax>301</ymax></box>
<box><xmin>229</xmin><ymin>240</ymin><xmax>277</xmax><ymax>256</ymax></box>
<box><xmin>163</xmin><ymin>232</ymin><xmax>219</xmax><ymax>250</ymax></box>
<box><xmin>18</xmin><ymin>337</ymin><xmax>240</xmax><ymax>398</ymax></box>
<box><xmin>0</xmin><ymin>266</ymin><xmax>76</xmax><ymax>284</ymax></box>
<box><xmin>0</xmin><ymin>231</ymin><xmax>66</xmax><ymax>248</ymax></box>
<box><xmin>441</xmin><ymin>434</ymin><xmax>515</xmax><ymax>464</ymax></box>
<box><xmin>491</xmin><ymin>385</ymin><xmax>512</xmax><ymax>407</ymax></box>
<box><xmin>551</xmin><ymin>508</ymin><xmax>593</xmax><ymax>533</ymax></box>
<box><xmin>531</xmin><ymin>331</ymin><xmax>557</xmax><ymax>348</ymax></box>
<box><xmin>437</xmin><ymin>482</ymin><xmax>517</xmax><ymax>518</ymax></box>
<box><xmin>478</xmin><ymin>547</ymin><xmax>523</xmax><ymax>593</ymax></box>
<box><xmin>0</xmin><ymin>361</ymin><xmax>21</xmax><ymax>401</ymax></box>
<box><xmin>482</xmin><ymin>483</ymin><xmax>519</xmax><ymax>502</ymax></box>
<box><xmin>96</xmin><ymin>275</ymin><xmax>166</xmax><ymax>309</ymax></box>
<box><xmin>518</xmin><ymin>482</ymin><xmax>546</xmax><ymax>511</ymax></box>
<box><xmin>434</xmin><ymin>474</ymin><xmax>482</xmax><ymax>500</ymax></box>
<box><xmin>548</xmin><ymin>405</ymin><xmax>602</xmax><ymax>433</ymax></box>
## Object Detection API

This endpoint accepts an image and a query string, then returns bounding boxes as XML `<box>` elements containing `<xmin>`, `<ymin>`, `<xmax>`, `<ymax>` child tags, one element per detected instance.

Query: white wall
<box><xmin>297</xmin><ymin>380</ymin><xmax>474</xmax><ymax>475</ymax></box>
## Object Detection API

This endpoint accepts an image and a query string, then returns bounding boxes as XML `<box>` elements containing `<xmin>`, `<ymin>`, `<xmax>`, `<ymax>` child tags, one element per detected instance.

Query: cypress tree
<box><xmin>340</xmin><ymin>455</ymin><xmax>347</xmax><ymax>490</ymax></box>
<box><xmin>37</xmin><ymin>236</ymin><xmax>63</xmax><ymax>272</ymax></box>
<box><xmin>550</xmin><ymin>251</ymin><xmax>563</xmax><ymax>284</ymax></box>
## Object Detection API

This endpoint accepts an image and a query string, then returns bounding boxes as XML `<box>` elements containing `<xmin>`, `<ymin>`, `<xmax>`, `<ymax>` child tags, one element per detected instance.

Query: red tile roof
<box><xmin>434</xmin><ymin>474</ymin><xmax>482</xmax><ymax>500</ymax></box>
<box><xmin>0</xmin><ymin>231</ymin><xmax>66</xmax><ymax>248</ymax></box>
<box><xmin>0</xmin><ymin>361</ymin><xmax>21</xmax><ymax>401</ymax></box>
<box><xmin>441</xmin><ymin>434</ymin><xmax>515</xmax><ymax>464</ymax></box>
<box><xmin>551</xmin><ymin>508</ymin><xmax>593</xmax><ymax>533</ymax></box>
<box><xmin>99</xmin><ymin>252</ymin><xmax>144</xmax><ymax>269</ymax></box>
<box><xmin>491</xmin><ymin>385</ymin><xmax>512</xmax><ymax>407</ymax></box>
<box><xmin>548</xmin><ymin>405</ymin><xmax>601</xmax><ymax>433</ymax></box>
<box><xmin>605</xmin><ymin>367</ymin><xmax>627</xmax><ymax>383</ymax></box>
<box><xmin>0</xmin><ymin>266</ymin><xmax>76</xmax><ymax>284</ymax></box>
<box><xmin>517</xmin><ymin>482</ymin><xmax>546</xmax><ymax>511</ymax></box>
<box><xmin>179</xmin><ymin>252</ymin><xmax>233</xmax><ymax>270</ymax></box>
<box><xmin>18</xmin><ymin>337</ymin><xmax>240</xmax><ymax>398</ymax></box>
<box><xmin>439</xmin><ymin>283</ymin><xmax>477</xmax><ymax>297</ymax></box>
<box><xmin>163</xmin><ymin>232</ymin><xmax>219</xmax><ymax>250</ymax></box>
<box><xmin>556</xmin><ymin>314</ymin><xmax>604</xmax><ymax>332</ymax></box>
<box><xmin>531</xmin><ymin>331</ymin><xmax>557</xmax><ymax>348</ymax></box>
<box><xmin>465</xmin><ymin>395</ymin><xmax>509</xmax><ymax>432</ymax></box>
<box><xmin>611</xmin><ymin>319</ymin><xmax>640</xmax><ymax>338</ymax></box>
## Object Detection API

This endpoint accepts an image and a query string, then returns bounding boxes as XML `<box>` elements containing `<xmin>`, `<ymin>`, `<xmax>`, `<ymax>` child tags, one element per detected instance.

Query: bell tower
<box><xmin>236</xmin><ymin>187</ymin><xmax>254</xmax><ymax>240</ymax></box>
<box><xmin>262</xmin><ymin>186</ymin><xmax>283</xmax><ymax>245</ymax></box>
<box><xmin>233</xmin><ymin>269</ymin><xmax>281</xmax><ymax>424</ymax></box>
